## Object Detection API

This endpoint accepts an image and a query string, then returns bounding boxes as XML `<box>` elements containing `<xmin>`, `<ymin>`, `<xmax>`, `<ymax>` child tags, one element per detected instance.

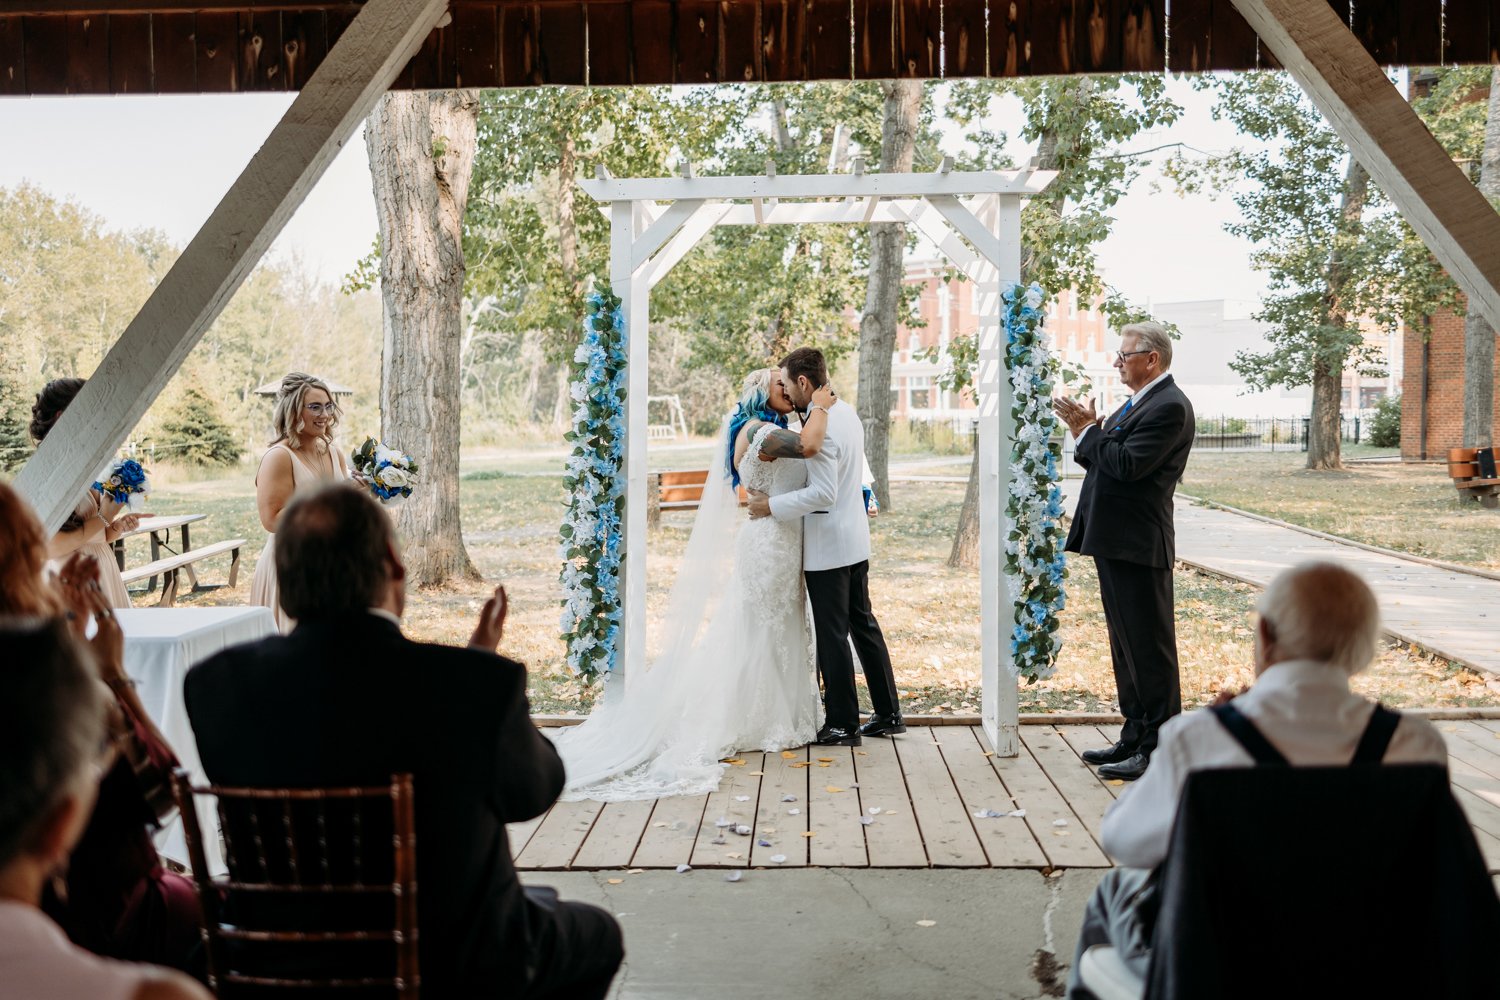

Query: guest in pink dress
<box><xmin>0</xmin><ymin>616</ymin><xmax>209</xmax><ymax>1000</ymax></box>
<box><xmin>251</xmin><ymin>372</ymin><xmax>351</xmax><ymax>631</ymax></box>
<box><xmin>30</xmin><ymin>378</ymin><xmax>147</xmax><ymax>609</ymax></box>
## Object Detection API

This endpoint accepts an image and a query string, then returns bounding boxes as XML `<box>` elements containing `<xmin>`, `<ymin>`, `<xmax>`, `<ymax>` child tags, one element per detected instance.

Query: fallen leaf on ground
<box><xmin>855</xmin><ymin>751</ymin><xmax>869</xmax><ymax>756</ymax></box>
<box><xmin>607</xmin><ymin>878</ymin><xmax>624</xmax><ymax>885</ymax></box>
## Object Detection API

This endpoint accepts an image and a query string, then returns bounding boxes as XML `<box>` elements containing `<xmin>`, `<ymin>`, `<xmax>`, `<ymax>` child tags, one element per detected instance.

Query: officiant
<box><xmin>1052</xmin><ymin>322</ymin><xmax>1195</xmax><ymax>782</ymax></box>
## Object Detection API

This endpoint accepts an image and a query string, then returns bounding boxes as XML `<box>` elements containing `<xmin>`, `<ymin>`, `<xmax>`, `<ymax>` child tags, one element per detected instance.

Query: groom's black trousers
<box><xmin>805</xmin><ymin>560</ymin><xmax>900</xmax><ymax>731</ymax></box>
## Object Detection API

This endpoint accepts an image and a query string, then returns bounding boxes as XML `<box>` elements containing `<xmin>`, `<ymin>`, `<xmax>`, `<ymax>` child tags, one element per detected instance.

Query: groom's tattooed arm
<box><xmin>744</xmin><ymin>420</ymin><xmax>807</xmax><ymax>460</ymax></box>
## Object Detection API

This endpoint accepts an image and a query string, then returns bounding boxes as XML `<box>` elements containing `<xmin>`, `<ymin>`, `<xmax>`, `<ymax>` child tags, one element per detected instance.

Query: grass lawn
<box><xmin>130</xmin><ymin>447</ymin><xmax>1500</xmax><ymax>716</ymax></box>
<box><xmin>1180</xmin><ymin>449</ymin><xmax>1500</xmax><ymax>572</ymax></box>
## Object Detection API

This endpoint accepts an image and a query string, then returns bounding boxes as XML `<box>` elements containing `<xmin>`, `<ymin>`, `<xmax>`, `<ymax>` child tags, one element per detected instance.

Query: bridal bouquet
<box><xmin>93</xmin><ymin>459</ymin><xmax>150</xmax><ymax>509</ymax></box>
<box><xmin>352</xmin><ymin>437</ymin><xmax>419</xmax><ymax>504</ymax></box>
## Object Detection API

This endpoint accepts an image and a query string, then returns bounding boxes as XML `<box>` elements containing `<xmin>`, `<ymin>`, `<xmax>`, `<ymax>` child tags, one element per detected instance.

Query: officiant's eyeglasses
<box><xmin>1115</xmin><ymin>349</ymin><xmax>1153</xmax><ymax>363</ymax></box>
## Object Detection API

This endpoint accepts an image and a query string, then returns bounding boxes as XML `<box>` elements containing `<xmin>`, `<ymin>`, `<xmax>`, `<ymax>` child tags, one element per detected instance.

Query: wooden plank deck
<box><xmin>511</xmin><ymin>724</ymin><xmax>1500</xmax><ymax>873</ymax></box>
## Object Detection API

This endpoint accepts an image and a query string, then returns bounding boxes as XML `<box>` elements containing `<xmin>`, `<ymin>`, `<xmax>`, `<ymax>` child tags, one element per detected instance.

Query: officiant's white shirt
<box><xmin>768</xmin><ymin>400</ymin><xmax>871</xmax><ymax>572</ymax></box>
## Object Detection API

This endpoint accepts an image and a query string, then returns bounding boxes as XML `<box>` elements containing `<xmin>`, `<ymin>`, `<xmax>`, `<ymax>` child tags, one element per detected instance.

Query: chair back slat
<box><xmin>172</xmin><ymin>768</ymin><xmax>420</xmax><ymax>999</ymax></box>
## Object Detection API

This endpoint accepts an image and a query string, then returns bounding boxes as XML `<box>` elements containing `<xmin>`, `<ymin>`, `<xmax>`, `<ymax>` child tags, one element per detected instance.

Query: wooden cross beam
<box><xmin>15</xmin><ymin>0</ymin><xmax>449</xmax><ymax>533</ymax></box>
<box><xmin>1232</xmin><ymin>0</ymin><xmax>1500</xmax><ymax>331</ymax></box>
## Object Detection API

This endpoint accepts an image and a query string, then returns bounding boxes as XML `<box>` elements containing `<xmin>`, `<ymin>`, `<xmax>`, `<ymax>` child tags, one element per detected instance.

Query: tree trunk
<box><xmin>856</xmin><ymin>79</ymin><xmax>923</xmax><ymax>512</ymax></box>
<box><xmin>1307</xmin><ymin>156</ymin><xmax>1370</xmax><ymax>471</ymax></box>
<box><xmin>949</xmin><ymin>79</ymin><xmax>1087</xmax><ymax>568</ymax></box>
<box><xmin>557</xmin><ymin>134</ymin><xmax>582</xmax><ymax>297</ymax></box>
<box><xmin>367</xmin><ymin>90</ymin><xmax>481</xmax><ymax>586</ymax></box>
<box><xmin>1463</xmin><ymin>67</ymin><xmax>1500</xmax><ymax>449</ymax></box>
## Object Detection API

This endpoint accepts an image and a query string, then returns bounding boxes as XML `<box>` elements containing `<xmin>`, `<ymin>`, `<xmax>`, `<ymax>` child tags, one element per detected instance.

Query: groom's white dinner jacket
<box><xmin>769</xmin><ymin>399</ymin><xmax>872</xmax><ymax>572</ymax></box>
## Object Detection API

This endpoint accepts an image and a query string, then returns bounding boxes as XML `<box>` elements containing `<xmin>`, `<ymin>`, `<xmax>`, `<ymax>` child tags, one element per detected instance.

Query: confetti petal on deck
<box><xmin>1108</xmin><ymin>779</ymin><xmax>1125</xmax><ymax>786</ymax></box>
<box><xmin>973</xmin><ymin>809</ymin><xmax>1006</xmax><ymax>819</ymax></box>
<box><xmin>607</xmin><ymin>878</ymin><xmax>624</xmax><ymax>884</ymax></box>
<box><xmin>763</xmin><ymin>827</ymin><xmax>778</xmax><ymax>834</ymax></box>
<box><xmin>724</xmin><ymin>759</ymin><xmax>746</xmax><ymax>766</ymax></box>
<box><xmin>1053</xmin><ymin>819</ymin><xmax>1069</xmax><ymax>828</ymax></box>
<box><xmin>725</xmin><ymin>852</ymin><xmax>743</xmax><ymax>859</ymax></box>
<box><xmin>749</xmin><ymin>771</ymin><xmax>764</xmax><ymax>776</ymax></box>
<box><xmin>781</xmin><ymin>794</ymin><xmax>798</xmax><ymax>803</ymax></box>
<box><xmin>801</xmin><ymin>831</ymin><xmax>816</xmax><ymax>838</ymax></box>
<box><xmin>788</xmin><ymin>808</ymin><xmax>801</xmax><ymax>815</ymax></box>
<box><xmin>847</xmin><ymin>782</ymin><xmax>860</xmax><ymax>789</ymax></box>
<box><xmin>916</xmin><ymin>920</ymin><xmax>937</xmax><ymax>927</ymax></box>
<box><xmin>627</xmin><ymin>869</ymin><xmax>644</xmax><ymax>874</ymax></box>
<box><xmin>859</xmin><ymin>816</ymin><xmax>874</xmax><ymax>826</ymax></box>
<box><xmin>734</xmin><ymin>824</ymin><xmax>752</xmax><ymax>835</ymax></box>
<box><xmin>675</xmin><ymin>864</ymin><xmax>692</xmax><ymax>873</ymax></box>
<box><xmin>868</xmin><ymin>807</ymin><xmax>882</xmax><ymax>815</ymax></box>
<box><xmin>817</xmin><ymin>757</ymin><xmax>835</xmax><ymax>763</ymax></box>
<box><xmin>982</xmin><ymin>751</ymin><xmax>996</xmax><ymax>758</ymax></box>
<box><xmin>758</xmin><ymin>839</ymin><xmax>773</xmax><ymax>847</ymax></box>
<box><xmin>782</xmin><ymin>751</ymin><xmax>799</xmax><ymax>759</ymax></box>
<box><xmin>734</xmin><ymin>795</ymin><xmax>750</xmax><ymax>802</ymax></box>
<box><xmin>715</xmin><ymin>817</ymin><xmax>732</xmax><ymax>828</ymax></box>
<box><xmin>789</xmin><ymin>762</ymin><xmax>810</xmax><ymax>769</ymax></box>
<box><xmin>855</xmin><ymin>751</ymin><xmax>869</xmax><ymax>756</ymax></box>
<box><xmin>770</xmin><ymin>854</ymin><xmax>787</xmax><ymax>864</ymax></box>
<box><xmin>651</xmin><ymin>822</ymin><xmax>668</xmax><ymax>829</ymax></box>
<box><xmin>1009</xmin><ymin>809</ymin><xmax>1026</xmax><ymax>818</ymax></box>
<box><xmin>817</xmin><ymin>763</ymin><xmax>831</xmax><ymax>768</ymax></box>
<box><xmin>725</xmin><ymin>870</ymin><xmax>743</xmax><ymax>883</ymax></box>
<box><xmin>825</xmin><ymin>786</ymin><xmax>845</xmax><ymax>793</ymax></box>
<box><xmin>711</xmin><ymin>836</ymin><xmax>727</xmax><ymax>845</ymax></box>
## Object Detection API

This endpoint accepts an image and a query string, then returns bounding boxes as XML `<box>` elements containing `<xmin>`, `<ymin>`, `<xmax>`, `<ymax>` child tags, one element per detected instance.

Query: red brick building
<box><xmin>1401</xmin><ymin>300</ymin><xmax>1500</xmax><ymax>459</ymax></box>
<box><xmin>889</xmin><ymin>261</ymin><xmax>1121</xmax><ymax>425</ymax></box>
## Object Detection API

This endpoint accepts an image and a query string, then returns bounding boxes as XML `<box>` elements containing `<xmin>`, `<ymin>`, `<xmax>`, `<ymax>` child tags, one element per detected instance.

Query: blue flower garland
<box><xmin>1003</xmin><ymin>283</ymin><xmax>1068</xmax><ymax>683</ymax></box>
<box><xmin>558</xmin><ymin>289</ymin><xmax>628</xmax><ymax>685</ymax></box>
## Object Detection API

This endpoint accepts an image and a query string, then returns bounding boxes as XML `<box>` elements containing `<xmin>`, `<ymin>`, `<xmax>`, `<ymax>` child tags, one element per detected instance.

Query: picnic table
<box><xmin>111</xmin><ymin>514</ymin><xmax>207</xmax><ymax>594</ymax></box>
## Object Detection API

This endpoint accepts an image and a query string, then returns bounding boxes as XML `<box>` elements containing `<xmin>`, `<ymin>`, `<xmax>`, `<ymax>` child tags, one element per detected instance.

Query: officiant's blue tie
<box><xmin>1113</xmin><ymin>396</ymin><xmax>1133</xmax><ymax>429</ymax></box>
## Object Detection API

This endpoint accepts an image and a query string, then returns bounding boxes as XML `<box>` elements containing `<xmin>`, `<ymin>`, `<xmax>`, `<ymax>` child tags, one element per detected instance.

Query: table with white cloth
<box><xmin>118</xmin><ymin>606</ymin><xmax>276</xmax><ymax>873</ymax></box>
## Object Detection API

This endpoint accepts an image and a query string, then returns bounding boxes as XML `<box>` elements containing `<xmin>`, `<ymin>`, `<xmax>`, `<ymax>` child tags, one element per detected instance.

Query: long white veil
<box><xmin>548</xmin><ymin>414</ymin><xmax>749</xmax><ymax>800</ymax></box>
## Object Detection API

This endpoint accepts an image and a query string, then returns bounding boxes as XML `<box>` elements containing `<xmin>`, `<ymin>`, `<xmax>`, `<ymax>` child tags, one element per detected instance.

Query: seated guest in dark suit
<box><xmin>1066</xmin><ymin>561</ymin><xmax>1448</xmax><ymax>998</ymax></box>
<box><xmin>185</xmin><ymin>482</ymin><xmax>623</xmax><ymax>1000</ymax></box>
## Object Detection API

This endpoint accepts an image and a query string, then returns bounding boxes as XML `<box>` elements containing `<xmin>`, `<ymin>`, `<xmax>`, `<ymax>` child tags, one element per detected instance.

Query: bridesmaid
<box><xmin>251</xmin><ymin>372</ymin><xmax>350</xmax><ymax>630</ymax></box>
<box><xmin>30</xmin><ymin>378</ymin><xmax>146</xmax><ymax>608</ymax></box>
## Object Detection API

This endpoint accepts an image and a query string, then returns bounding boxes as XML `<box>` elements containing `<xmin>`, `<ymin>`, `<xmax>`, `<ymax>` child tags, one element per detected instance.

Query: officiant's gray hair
<box><xmin>1120</xmin><ymin>322</ymin><xmax>1173</xmax><ymax>369</ymax></box>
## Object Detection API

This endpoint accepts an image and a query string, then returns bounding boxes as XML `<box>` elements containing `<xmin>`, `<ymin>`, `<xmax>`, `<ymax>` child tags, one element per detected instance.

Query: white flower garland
<box><xmin>1003</xmin><ymin>282</ymin><xmax>1069</xmax><ymax>683</ymax></box>
<box><xmin>558</xmin><ymin>289</ymin><xmax>627</xmax><ymax>684</ymax></box>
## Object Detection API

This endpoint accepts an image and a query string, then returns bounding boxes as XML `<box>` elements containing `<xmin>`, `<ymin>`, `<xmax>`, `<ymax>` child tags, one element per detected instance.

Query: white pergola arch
<box><xmin>580</xmin><ymin>161</ymin><xmax>1056</xmax><ymax>755</ymax></box>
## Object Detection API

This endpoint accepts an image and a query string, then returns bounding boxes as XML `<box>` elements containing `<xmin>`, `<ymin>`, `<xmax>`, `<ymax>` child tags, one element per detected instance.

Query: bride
<box><xmin>550</xmin><ymin>368</ymin><xmax>837</xmax><ymax>801</ymax></box>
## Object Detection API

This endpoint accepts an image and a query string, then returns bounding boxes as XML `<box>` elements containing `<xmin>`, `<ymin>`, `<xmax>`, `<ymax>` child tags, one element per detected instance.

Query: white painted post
<box><xmin>609</xmin><ymin>200</ymin><xmax>650</xmax><ymax>706</ymax></box>
<box><xmin>15</xmin><ymin>0</ymin><xmax>449</xmax><ymax>533</ymax></box>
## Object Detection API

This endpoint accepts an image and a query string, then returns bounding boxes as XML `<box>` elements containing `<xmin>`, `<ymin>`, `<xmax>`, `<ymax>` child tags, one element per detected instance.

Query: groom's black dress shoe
<box><xmin>1096</xmin><ymin>752</ymin><xmax>1150</xmax><ymax>781</ymax></box>
<box><xmin>814</xmin><ymin>725</ymin><xmax>863</xmax><ymax>747</ymax></box>
<box><xmin>858</xmin><ymin>714</ymin><xmax>907</xmax><ymax>738</ymax></box>
<box><xmin>1080</xmin><ymin>741</ymin><xmax>1135</xmax><ymax>766</ymax></box>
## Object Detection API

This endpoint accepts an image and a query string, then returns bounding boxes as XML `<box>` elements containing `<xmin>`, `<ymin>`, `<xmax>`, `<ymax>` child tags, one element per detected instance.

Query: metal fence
<box><xmin>1191</xmin><ymin>415</ymin><xmax>1371</xmax><ymax>452</ymax></box>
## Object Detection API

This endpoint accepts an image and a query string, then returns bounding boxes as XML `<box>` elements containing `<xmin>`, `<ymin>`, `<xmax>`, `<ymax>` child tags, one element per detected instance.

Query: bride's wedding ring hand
<box><xmin>746</xmin><ymin>489</ymin><xmax>771</xmax><ymax>520</ymax></box>
<box><xmin>811</xmin><ymin>384</ymin><xmax>836</xmax><ymax>408</ymax></box>
<box><xmin>469</xmin><ymin>584</ymin><xmax>509</xmax><ymax>652</ymax></box>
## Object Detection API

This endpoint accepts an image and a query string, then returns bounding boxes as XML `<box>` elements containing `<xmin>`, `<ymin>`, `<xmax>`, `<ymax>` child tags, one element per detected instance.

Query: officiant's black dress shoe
<box><xmin>814</xmin><ymin>725</ymin><xmax>863</xmax><ymax>747</ymax></box>
<box><xmin>858</xmin><ymin>714</ymin><xmax>907</xmax><ymax>738</ymax></box>
<box><xmin>1096</xmin><ymin>752</ymin><xmax>1150</xmax><ymax>781</ymax></box>
<box><xmin>1080</xmin><ymin>741</ymin><xmax>1135</xmax><ymax>766</ymax></box>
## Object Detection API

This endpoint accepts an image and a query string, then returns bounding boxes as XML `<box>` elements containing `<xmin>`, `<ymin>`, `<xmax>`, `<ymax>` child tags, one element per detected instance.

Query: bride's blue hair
<box><xmin>725</xmin><ymin>370</ymin><xmax>788</xmax><ymax>488</ymax></box>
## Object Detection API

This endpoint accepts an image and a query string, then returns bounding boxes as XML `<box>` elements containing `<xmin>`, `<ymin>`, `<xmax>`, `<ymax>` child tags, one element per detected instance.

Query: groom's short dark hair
<box><xmin>780</xmin><ymin>347</ymin><xmax>828</xmax><ymax>388</ymax></box>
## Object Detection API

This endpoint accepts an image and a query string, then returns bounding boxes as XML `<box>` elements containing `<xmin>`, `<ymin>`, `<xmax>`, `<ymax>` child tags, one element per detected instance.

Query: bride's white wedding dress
<box><xmin>549</xmin><ymin>423</ymin><xmax>821</xmax><ymax>801</ymax></box>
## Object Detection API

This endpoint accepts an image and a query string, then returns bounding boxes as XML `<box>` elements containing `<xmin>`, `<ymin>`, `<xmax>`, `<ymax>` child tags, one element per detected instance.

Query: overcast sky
<box><xmin>0</xmin><ymin>77</ymin><xmax>1271</xmax><ymax>309</ymax></box>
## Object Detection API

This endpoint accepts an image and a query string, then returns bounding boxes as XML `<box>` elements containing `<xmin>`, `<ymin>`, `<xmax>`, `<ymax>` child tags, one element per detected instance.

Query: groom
<box><xmin>747</xmin><ymin>346</ymin><xmax>903</xmax><ymax>747</ymax></box>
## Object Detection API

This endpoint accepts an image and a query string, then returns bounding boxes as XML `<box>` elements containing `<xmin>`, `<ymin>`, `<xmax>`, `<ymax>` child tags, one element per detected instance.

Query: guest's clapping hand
<box><xmin>469</xmin><ymin>585</ymin><xmax>509</xmax><ymax>652</ymax></box>
<box><xmin>56</xmin><ymin>554</ymin><xmax>125</xmax><ymax>680</ymax></box>
<box><xmin>747</xmin><ymin>489</ymin><xmax>771</xmax><ymax>520</ymax></box>
<box><xmin>1052</xmin><ymin>396</ymin><xmax>1100</xmax><ymax>437</ymax></box>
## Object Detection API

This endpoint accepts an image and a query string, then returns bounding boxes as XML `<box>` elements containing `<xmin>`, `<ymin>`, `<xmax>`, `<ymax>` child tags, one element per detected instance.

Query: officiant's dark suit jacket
<box><xmin>1065</xmin><ymin>374</ymin><xmax>1195</xmax><ymax>755</ymax></box>
<box><xmin>185</xmin><ymin>612</ymin><xmax>568</xmax><ymax>998</ymax></box>
<box><xmin>1065</xmin><ymin>374</ymin><xmax>1194</xmax><ymax>568</ymax></box>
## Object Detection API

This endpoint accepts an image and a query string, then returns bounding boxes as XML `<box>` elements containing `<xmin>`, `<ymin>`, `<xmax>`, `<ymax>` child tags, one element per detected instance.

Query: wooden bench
<box><xmin>647</xmin><ymin>469</ymin><xmax>748</xmax><ymax>525</ymax></box>
<box><xmin>121</xmin><ymin>538</ymin><xmax>247</xmax><ymax>607</ymax></box>
<box><xmin>1448</xmin><ymin>447</ymin><xmax>1500</xmax><ymax>509</ymax></box>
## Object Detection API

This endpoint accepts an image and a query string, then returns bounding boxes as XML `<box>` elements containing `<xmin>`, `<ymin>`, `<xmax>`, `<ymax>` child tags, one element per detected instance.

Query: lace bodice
<box><xmin>740</xmin><ymin>423</ymin><xmax>808</xmax><ymax>498</ymax></box>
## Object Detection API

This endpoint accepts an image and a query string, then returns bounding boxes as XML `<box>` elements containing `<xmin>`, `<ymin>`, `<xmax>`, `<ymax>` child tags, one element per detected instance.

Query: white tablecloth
<box><xmin>118</xmin><ymin>606</ymin><xmax>276</xmax><ymax>872</ymax></box>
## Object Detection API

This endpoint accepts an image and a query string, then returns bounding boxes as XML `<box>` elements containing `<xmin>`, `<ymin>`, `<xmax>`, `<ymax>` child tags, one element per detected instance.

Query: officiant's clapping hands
<box><xmin>1052</xmin><ymin>395</ymin><xmax>1100</xmax><ymax>437</ymax></box>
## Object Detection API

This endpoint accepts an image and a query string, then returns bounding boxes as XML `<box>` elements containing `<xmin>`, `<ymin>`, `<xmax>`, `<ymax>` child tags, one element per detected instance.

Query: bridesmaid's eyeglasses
<box><xmin>304</xmin><ymin>403</ymin><xmax>336</xmax><ymax>416</ymax></box>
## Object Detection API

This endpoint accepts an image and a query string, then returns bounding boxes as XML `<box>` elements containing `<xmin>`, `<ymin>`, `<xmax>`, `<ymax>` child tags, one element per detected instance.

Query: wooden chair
<box><xmin>1447</xmin><ymin>447</ymin><xmax>1500</xmax><ymax>509</ymax></box>
<box><xmin>172</xmin><ymin>769</ymin><xmax>419</xmax><ymax>998</ymax></box>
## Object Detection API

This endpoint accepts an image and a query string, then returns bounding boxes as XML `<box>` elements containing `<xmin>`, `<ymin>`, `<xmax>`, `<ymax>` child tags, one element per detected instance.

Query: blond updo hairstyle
<box><xmin>269</xmin><ymin>372</ymin><xmax>341</xmax><ymax>450</ymax></box>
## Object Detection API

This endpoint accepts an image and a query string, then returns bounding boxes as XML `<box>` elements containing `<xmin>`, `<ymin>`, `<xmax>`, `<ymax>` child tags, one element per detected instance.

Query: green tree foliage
<box><xmin>154</xmin><ymin>384</ymin><xmax>244</xmax><ymax>466</ymax></box>
<box><xmin>0</xmin><ymin>183</ymin><xmax>383</xmax><ymax>465</ymax></box>
<box><xmin>1368</xmin><ymin>393</ymin><xmax>1401</xmax><ymax>448</ymax></box>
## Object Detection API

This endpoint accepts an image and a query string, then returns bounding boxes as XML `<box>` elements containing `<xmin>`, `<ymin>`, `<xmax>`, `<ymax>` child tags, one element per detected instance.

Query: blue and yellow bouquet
<box><xmin>93</xmin><ymin>459</ymin><xmax>150</xmax><ymax>508</ymax></box>
<box><xmin>352</xmin><ymin>437</ymin><xmax>418</xmax><ymax>504</ymax></box>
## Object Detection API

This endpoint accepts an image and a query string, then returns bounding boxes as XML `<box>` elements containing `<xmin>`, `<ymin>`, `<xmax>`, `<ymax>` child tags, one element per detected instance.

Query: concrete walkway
<box><xmin>527</xmin><ymin>868</ymin><xmax>1103</xmax><ymax>1000</ymax></box>
<box><xmin>1060</xmin><ymin>480</ymin><xmax>1500</xmax><ymax>677</ymax></box>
